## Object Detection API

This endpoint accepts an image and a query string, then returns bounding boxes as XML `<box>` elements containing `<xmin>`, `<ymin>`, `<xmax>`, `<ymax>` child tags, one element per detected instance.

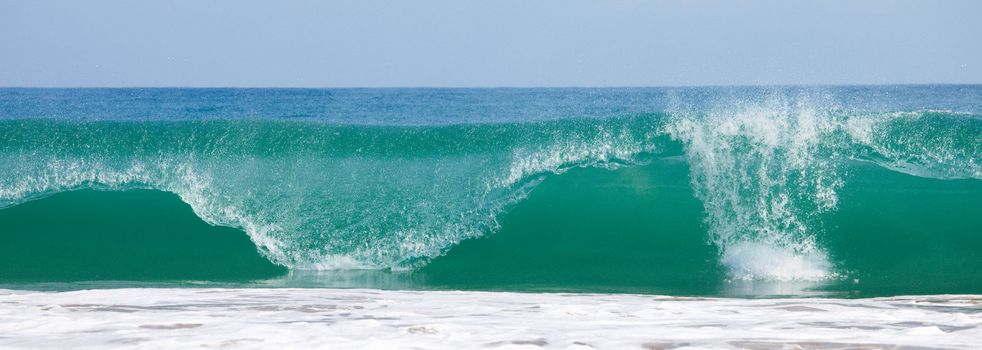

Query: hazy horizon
<box><xmin>3</xmin><ymin>83</ymin><xmax>982</xmax><ymax>89</ymax></box>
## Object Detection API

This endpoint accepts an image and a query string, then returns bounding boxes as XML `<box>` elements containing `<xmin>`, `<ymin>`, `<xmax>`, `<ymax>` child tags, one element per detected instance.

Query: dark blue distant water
<box><xmin>2</xmin><ymin>86</ymin><xmax>981</xmax><ymax>124</ymax></box>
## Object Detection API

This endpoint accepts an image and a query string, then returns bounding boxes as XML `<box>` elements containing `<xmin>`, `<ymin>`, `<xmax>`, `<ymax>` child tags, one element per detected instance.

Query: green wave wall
<box><xmin>0</xmin><ymin>189</ymin><xmax>285</xmax><ymax>281</ymax></box>
<box><xmin>1</xmin><ymin>108</ymin><xmax>980</xmax><ymax>295</ymax></box>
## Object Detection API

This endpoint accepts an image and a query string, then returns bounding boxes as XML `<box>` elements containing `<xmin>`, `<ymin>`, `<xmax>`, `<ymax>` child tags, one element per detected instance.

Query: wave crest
<box><xmin>0</xmin><ymin>107</ymin><xmax>978</xmax><ymax>280</ymax></box>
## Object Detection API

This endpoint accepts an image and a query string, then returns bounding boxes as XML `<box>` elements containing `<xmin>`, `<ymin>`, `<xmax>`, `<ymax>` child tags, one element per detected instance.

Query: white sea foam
<box><xmin>1</xmin><ymin>288</ymin><xmax>979</xmax><ymax>349</ymax></box>
<box><xmin>664</xmin><ymin>98</ymin><xmax>982</xmax><ymax>282</ymax></box>
<box><xmin>666</xmin><ymin>96</ymin><xmax>842</xmax><ymax>281</ymax></box>
<box><xmin>721</xmin><ymin>242</ymin><xmax>832</xmax><ymax>281</ymax></box>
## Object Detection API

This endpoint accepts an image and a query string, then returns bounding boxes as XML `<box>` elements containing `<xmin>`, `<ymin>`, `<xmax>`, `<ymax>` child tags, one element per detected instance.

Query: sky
<box><xmin>1</xmin><ymin>0</ymin><xmax>980</xmax><ymax>87</ymax></box>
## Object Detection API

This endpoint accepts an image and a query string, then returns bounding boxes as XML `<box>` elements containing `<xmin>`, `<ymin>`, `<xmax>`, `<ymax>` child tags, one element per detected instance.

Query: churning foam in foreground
<box><xmin>2</xmin><ymin>288</ymin><xmax>981</xmax><ymax>349</ymax></box>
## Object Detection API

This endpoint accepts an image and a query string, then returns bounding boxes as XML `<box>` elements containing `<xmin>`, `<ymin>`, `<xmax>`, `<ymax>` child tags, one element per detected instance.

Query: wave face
<box><xmin>1</xmin><ymin>87</ymin><xmax>981</xmax><ymax>295</ymax></box>
<box><xmin>0</xmin><ymin>117</ymin><xmax>664</xmax><ymax>271</ymax></box>
<box><xmin>0</xmin><ymin>189</ymin><xmax>285</xmax><ymax>281</ymax></box>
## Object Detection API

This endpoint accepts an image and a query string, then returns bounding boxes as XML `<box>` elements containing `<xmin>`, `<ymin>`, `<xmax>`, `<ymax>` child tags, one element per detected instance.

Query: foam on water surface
<box><xmin>0</xmin><ymin>288</ymin><xmax>979</xmax><ymax>349</ymax></box>
<box><xmin>720</xmin><ymin>242</ymin><xmax>832</xmax><ymax>281</ymax></box>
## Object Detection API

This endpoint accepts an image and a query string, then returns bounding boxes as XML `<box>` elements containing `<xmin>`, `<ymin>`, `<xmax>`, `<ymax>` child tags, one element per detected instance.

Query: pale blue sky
<box><xmin>1</xmin><ymin>0</ymin><xmax>980</xmax><ymax>87</ymax></box>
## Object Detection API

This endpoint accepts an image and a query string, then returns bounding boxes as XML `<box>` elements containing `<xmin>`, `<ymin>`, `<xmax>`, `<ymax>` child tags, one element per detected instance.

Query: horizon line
<box><xmin>2</xmin><ymin>82</ymin><xmax>981</xmax><ymax>89</ymax></box>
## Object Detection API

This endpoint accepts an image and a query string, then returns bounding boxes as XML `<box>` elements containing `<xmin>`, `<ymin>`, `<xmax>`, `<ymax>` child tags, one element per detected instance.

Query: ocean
<box><xmin>1</xmin><ymin>86</ymin><xmax>980</xmax><ymax>348</ymax></box>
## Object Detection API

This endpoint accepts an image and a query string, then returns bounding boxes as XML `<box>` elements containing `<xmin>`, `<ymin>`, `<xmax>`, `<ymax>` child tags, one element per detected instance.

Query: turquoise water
<box><xmin>1</xmin><ymin>87</ymin><xmax>980</xmax><ymax>297</ymax></box>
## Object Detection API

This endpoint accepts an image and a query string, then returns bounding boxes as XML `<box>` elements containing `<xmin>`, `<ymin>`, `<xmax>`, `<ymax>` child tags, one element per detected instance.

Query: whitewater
<box><xmin>2</xmin><ymin>288</ymin><xmax>981</xmax><ymax>350</ymax></box>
